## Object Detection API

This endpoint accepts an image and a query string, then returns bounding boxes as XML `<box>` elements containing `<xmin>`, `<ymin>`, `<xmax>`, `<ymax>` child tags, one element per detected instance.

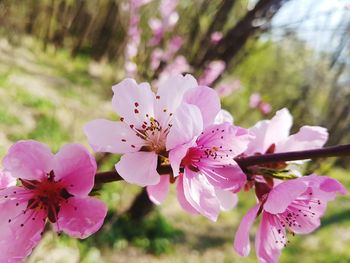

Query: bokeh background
<box><xmin>0</xmin><ymin>0</ymin><xmax>350</xmax><ymax>262</ymax></box>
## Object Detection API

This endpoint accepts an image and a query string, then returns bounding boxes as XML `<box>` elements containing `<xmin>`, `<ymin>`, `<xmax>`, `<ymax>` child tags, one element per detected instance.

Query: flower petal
<box><xmin>264</xmin><ymin>178</ymin><xmax>308</xmax><ymax>214</ymax></box>
<box><xmin>233</xmin><ymin>203</ymin><xmax>260</xmax><ymax>256</ymax></box>
<box><xmin>56</xmin><ymin>196</ymin><xmax>107</xmax><ymax>239</ymax></box>
<box><xmin>184</xmin><ymin>86</ymin><xmax>221</xmax><ymax>127</ymax></box>
<box><xmin>255</xmin><ymin>212</ymin><xmax>283</xmax><ymax>263</ymax></box>
<box><xmin>112</xmin><ymin>78</ymin><xmax>155</xmax><ymax>128</ymax></box>
<box><xmin>0</xmin><ymin>191</ymin><xmax>46</xmax><ymax>262</ymax></box>
<box><xmin>147</xmin><ymin>175</ymin><xmax>170</xmax><ymax>205</ymax></box>
<box><xmin>169</xmin><ymin>139</ymin><xmax>195</xmax><ymax>177</ymax></box>
<box><xmin>3</xmin><ymin>140</ymin><xmax>54</xmax><ymax>180</ymax></box>
<box><xmin>53</xmin><ymin>144</ymin><xmax>96</xmax><ymax>197</ymax></box>
<box><xmin>204</xmin><ymin>165</ymin><xmax>246</xmax><ymax>192</ymax></box>
<box><xmin>176</xmin><ymin>175</ymin><xmax>200</xmax><ymax>215</ymax></box>
<box><xmin>214</xmin><ymin>188</ymin><xmax>238</xmax><ymax>211</ymax></box>
<box><xmin>156</xmin><ymin>74</ymin><xmax>197</xmax><ymax>123</ymax></box>
<box><xmin>183</xmin><ymin>169</ymin><xmax>221</xmax><ymax>221</ymax></box>
<box><xmin>0</xmin><ymin>169</ymin><xmax>16</xmax><ymax>189</ymax></box>
<box><xmin>166</xmin><ymin>103</ymin><xmax>203</xmax><ymax>150</ymax></box>
<box><xmin>115</xmin><ymin>152</ymin><xmax>160</xmax><ymax>186</ymax></box>
<box><xmin>246</xmin><ymin>108</ymin><xmax>292</xmax><ymax>155</ymax></box>
<box><xmin>84</xmin><ymin>119</ymin><xmax>144</xmax><ymax>153</ymax></box>
<box><xmin>214</xmin><ymin>109</ymin><xmax>234</xmax><ymax>124</ymax></box>
<box><xmin>277</xmin><ymin>126</ymin><xmax>328</xmax><ymax>152</ymax></box>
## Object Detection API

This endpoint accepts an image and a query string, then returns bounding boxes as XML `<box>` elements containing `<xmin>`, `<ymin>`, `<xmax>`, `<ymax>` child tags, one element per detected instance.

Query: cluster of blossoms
<box><xmin>84</xmin><ymin>74</ymin><xmax>346</xmax><ymax>262</ymax></box>
<box><xmin>0</xmin><ymin>73</ymin><xmax>347</xmax><ymax>262</ymax></box>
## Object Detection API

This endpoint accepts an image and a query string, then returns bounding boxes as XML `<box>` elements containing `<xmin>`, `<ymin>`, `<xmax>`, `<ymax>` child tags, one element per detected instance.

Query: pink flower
<box><xmin>156</xmin><ymin>56</ymin><xmax>191</xmax><ymax>85</ymax></box>
<box><xmin>84</xmin><ymin>74</ymin><xmax>221</xmax><ymax>187</ymax></box>
<box><xmin>210</xmin><ymin>31</ymin><xmax>223</xmax><ymax>44</ymax></box>
<box><xmin>148</xmin><ymin>18</ymin><xmax>164</xmax><ymax>46</ymax></box>
<box><xmin>150</xmin><ymin>48</ymin><xmax>164</xmax><ymax>70</ymax></box>
<box><xmin>159</xmin><ymin>0</ymin><xmax>179</xmax><ymax>28</ymax></box>
<box><xmin>246</xmin><ymin>108</ymin><xmax>328</xmax><ymax>156</ymax></box>
<box><xmin>163</xmin><ymin>36</ymin><xmax>184</xmax><ymax>59</ymax></box>
<box><xmin>0</xmin><ymin>140</ymin><xmax>107</xmax><ymax>262</ymax></box>
<box><xmin>234</xmin><ymin>175</ymin><xmax>347</xmax><ymax>263</ymax></box>
<box><xmin>259</xmin><ymin>102</ymin><xmax>272</xmax><ymax>115</ymax></box>
<box><xmin>249</xmin><ymin>93</ymin><xmax>262</xmax><ymax>108</ymax></box>
<box><xmin>216</xmin><ymin>80</ymin><xmax>241</xmax><ymax>97</ymax></box>
<box><xmin>147</xmin><ymin>107</ymin><xmax>252</xmax><ymax>221</ymax></box>
<box><xmin>0</xmin><ymin>169</ymin><xmax>16</xmax><ymax>189</ymax></box>
<box><xmin>199</xmin><ymin>60</ymin><xmax>226</xmax><ymax>86</ymax></box>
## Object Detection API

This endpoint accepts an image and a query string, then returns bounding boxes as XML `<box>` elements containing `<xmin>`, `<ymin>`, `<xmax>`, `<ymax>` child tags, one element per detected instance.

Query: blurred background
<box><xmin>0</xmin><ymin>0</ymin><xmax>350</xmax><ymax>262</ymax></box>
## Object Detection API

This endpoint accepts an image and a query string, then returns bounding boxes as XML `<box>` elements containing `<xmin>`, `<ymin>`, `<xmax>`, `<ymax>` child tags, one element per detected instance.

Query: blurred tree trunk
<box><xmin>191</xmin><ymin>0</ymin><xmax>236</xmax><ymax>64</ymax></box>
<box><xmin>91</xmin><ymin>0</ymin><xmax>118</xmax><ymax>60</ymax></box>
<box><xmin>43</xmin><ymin>0</ymin><xmax>55</xmax><ymax>51</ymax></box>
<box><xmin>25</xmin><ymin>0</ymin><xmax>40</xmax><ymax>34</ymax></box>
<box><xmin>52</xmin><ymin>0</ymin><xmax>69</xmax><ymax>48</ymax></box>
<box><xmin>125</xmin><ymin>188</ymin><xmax>155</xmax><ymax>221</ymax></box>
<box><xmin>193</xmin><ymin>0</ymin><xmax>287</xmax><ymax>71</ymax></box>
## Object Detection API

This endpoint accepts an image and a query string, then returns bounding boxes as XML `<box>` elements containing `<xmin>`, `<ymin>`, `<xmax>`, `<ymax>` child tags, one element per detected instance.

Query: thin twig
<box><xmin>94</xmin><ymin>144</ymin><xmax>350</xmax><ymax>185</ymax></box>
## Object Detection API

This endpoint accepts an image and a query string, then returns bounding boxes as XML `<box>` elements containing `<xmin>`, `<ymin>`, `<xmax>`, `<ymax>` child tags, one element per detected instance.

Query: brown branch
<box><xmin>94</xmin><ymin>144</ymin><xmax>350</xmax><ymax>185</ymax></box>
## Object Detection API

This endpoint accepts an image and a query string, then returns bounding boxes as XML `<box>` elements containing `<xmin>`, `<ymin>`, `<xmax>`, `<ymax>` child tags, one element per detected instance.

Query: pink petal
<box><xmin>184</xmin><ymin>86</ymin><xmax>221</xmax><ymax>128</ymax></box>
<box><xmin>214</xmin><ymin>109</ymin><xmax>234</xmax><ymax>124</ymax></box>
<box><xmin>264</xmin><ymin>178</ymin><xmax>308</xmax><ymax>214</ymax></box>
<box><xmin>115</xmin><ymin>152</ymin><xmax>160</xmax><ymax>186</ymax></box>
<box><xmin>246</xmin><ymin>108</ymin><xmax>292</xmax><ymax>155</ymax></box>
<box><xmin>166</xmin><ymin>103</ymin><xmax>203</xmax><ymax>150</ymax></box>
<box><xmin>214</xmin><ymin>188</ymin><xmax>238</xmax><ymax>211</ymax></box>
<box><xmin>3</xmin><ymin>140</ymin><xmax>54</xmax><ymax>180</ymax></box>
<box><xmin>112</xmin><ymin>78</ymin><xmax>155</xmax><ymax>128</ymax></box>
<box><xmin>204</xmin><ymin>165</ymin><xmax>246</xmax><ymax>192</ymax></box>
<box><xmin>147</xmin><ymin>175</ymin><xmax>170</xmax><ymax>205</ymax></box>
<box><xmin>277</xmin><ymin>126</ymin><xmax>328</xmax><ymax>152</ymax></box>
<box><xmin>0</xmin><ymin>191</ymin><xmax>46</xmax><ymax>262</ymax></box>
<box><xmin>156</xmin><ymin>74</ymin><xmax>198</xmax><ymax>126</ymax></box>
<box><xmin>56</xmin><ymin>196</ymin><xmax>107</xmax><ymax>239</ymax></box>
<box><xmin>301</xmin><ymin>174</ymin><xmax>347</xmax><ymax>195</ymax></box>
<box><xmin>84</xmin><ymin>119</ymin><xmax>144</xmax><ymax>153</ymax></box>
<box><xmin>234</xmin><ymin>203</ymin><xmax>260</xmax><ymax>256</ymax></box>
<box><xmin>176</xmin><ymin>175</ymin><xmax>200</xmax><ymax>215</ymax></box>
<box><xmin>197</xmin><ymin>123</ymin><xmax>251</xmax><ymax>157</ymax></box>
<box><xmin>183</xmin><ymin>169</ymin><xmax>221</xmax><ymax>221</ymax></box>
<box><xmin>0</xmin><ymin>169</ymin><xmax>16</xmax><ymax>189</ymax></box>
<box><xmin>53</xmin><ymin>144</ymin><xmax>96</xmax><ymax>197</ymax></box>
<box><xmin>255</xmin><ymin>212</ymin><xmax>283</xmax><ymax>263</ymax></box>
<box><xmin>169</xmin><ymin>140</ymin><xmax>195</xmax><ymax>177</ymax></box>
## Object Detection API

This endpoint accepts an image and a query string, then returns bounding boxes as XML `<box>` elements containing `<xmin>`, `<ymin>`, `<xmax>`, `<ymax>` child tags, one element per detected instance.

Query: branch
<box><xmin>94</xmin><ymin>144</ymin><xmax>350</xmax><ymax>185</ymax></box>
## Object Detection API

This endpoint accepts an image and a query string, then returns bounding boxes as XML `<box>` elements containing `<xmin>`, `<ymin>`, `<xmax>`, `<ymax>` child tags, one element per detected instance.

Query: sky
<box><xmin>272</xmin><ymin>0</ymin><xmax>350</xmax><ymax>51</ymax></box>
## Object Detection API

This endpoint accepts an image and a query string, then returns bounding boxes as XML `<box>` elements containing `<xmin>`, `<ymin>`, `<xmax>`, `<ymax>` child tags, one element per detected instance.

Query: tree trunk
<box><xmin>125</xmin><ymin>188</ymin><xmax>155</xmax><ymax>221</ymax></box>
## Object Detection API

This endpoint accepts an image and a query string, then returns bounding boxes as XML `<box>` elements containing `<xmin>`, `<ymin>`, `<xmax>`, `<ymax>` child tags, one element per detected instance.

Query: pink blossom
<box><xmin>216</xmin><ymin>80</ymin><xmax>241</xmax><ymax>97</ymax></box>
<box><xmin>159</xmin><ymin>0</ymin><xmax>179</xmax><ymax>28</ymax></box>
<box><xmin>259</xmin><ymin>102</ymin><xmax>272</xmax><ymax>115</ymax></box>
<box><xmin>130</xmin><ymin>0</ymin><xmax>152</xmax><ymax>10</ymax></box>
<box><xmin>163</xmin><ymin>36</ymin><xmax>184</xmax><ymax>59</ymax></box>
<box><xmin>150</xmin><ymin>48</ymin><xmax>164</xmax><ymax>70</ymax></box>
<box><xmin>249</xmin><ymin>93</ymin><xmax>262</xmax><ymax>108</ymax></box>
<box><xmin>234</xmin><ymin>175</ymin><xmax>347</xmax><ymax>263</ymax></box>
<box><xmin>0</xmin><ymin>169</ymin><xmax>16</xmax><ymax>189</ymax></box>
<box><xmin>0</xmin><ymin>140</ymin><xmax>107</xmax><ymax>262</ymax></box>
<box><xmin>157</xmin><ymin>56</ymin><xmax>191</xmax><ymax>85</ymax></box>
<box><xmin>210</xmin><ymin>31</ymin><xmax>223</xmax><ymax>44</ymax></box>
<box><xmin>199</xmin><ymin>60</ymin><xmax>226</xmax><ymax>86</ymax></box>
<box><xmin>245</xmin><ymin>108</ymin><xmax>328</xmax><ymax>156</ymax></box>
<box><xmin>85</xmin><ymin>74</ymin><xmax>220</xmax><ymax>187</ymax></box>
<box><xmin>148</xmin><ymin>105</ymin><xmax>252</xmax><ymax>221</ymax></box>
<box><xmin>148</xmin><ymin>18</ymin><xmax>164</xmax><ymax>46</ymax></box>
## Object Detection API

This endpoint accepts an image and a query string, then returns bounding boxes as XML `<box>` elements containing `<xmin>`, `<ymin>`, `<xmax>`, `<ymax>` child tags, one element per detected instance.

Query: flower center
<box><xmin>20</xmin><ymin>171</ymin><xmax>73</xmax><ymax>223</ymax></box>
